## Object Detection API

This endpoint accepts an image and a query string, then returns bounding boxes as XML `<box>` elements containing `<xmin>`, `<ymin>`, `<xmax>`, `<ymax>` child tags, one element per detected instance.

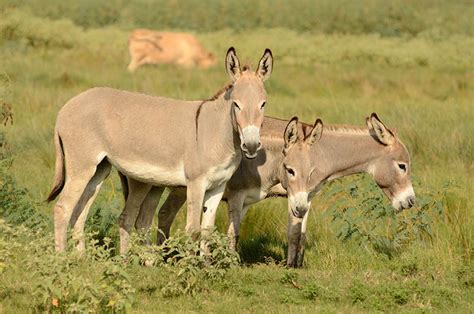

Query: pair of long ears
<box><xmin>366</xmin><ymin>113</ymin><xmax>396</xmax><ymax>145</ymax></box>
<box><xmin>225</xmin><ymin>47</ymin><xmax>273</xmax><ymax>82</ymax></box>
<box><xmin>284</xmin><ymin>117</ymin><xmax>323</xmax><ymax>150</ymax></box>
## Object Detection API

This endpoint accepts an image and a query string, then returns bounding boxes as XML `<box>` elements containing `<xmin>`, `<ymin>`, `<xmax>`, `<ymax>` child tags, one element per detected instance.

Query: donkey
<box><xmin>129</xmin><ymin>113</ymin><xmax>415</xmax><ymax>267</ymax></box>
<box><xmin>46</xmin><ymin>47</ymin><xmax>274</xmax><ymax>253</ymax></box>
<box><xmin>122</xmin><ymin>117</ymin><xmax>323</xmax><ymax>243</ymax></box>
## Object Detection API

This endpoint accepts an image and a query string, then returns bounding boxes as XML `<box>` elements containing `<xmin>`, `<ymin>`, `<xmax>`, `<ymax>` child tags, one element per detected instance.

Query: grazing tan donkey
<box><xmin>47</xmin><ymin>47</ymin><xmax>274</xmax><ymax>253</ymax></box>
<box><xmin>127</xmin><ymin>113</ymin><xmax>415</xmax><ymax>267</ymax></box>
<box><xmin>127</xmin><ymin>29</ymin><xmax>217</xmax><ymax>72</ymax></box>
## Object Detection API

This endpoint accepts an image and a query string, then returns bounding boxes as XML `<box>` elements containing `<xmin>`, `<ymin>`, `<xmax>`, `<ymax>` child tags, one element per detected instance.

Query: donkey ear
<box><xmin>305</xmin><ymin>119</ymin><xmax>323</xmax><ymax>146</ymax></box>
<box><xmin>284</xmin><ymin>117</ymin><xmax>299</xmax><ymax>148</ymax></box>
<box><xmin>225</xmin><ymin>47</ymin><xmax>241</xmax><ymax>81</ymax></box>
<box><xmin>256</xmin><ymin>48</ymin><xmax>273</xmax><ymax>81</ymax></box>
<box><xmin>368</xmin><ymin>113</ymin><xmax>394</xmax><ymax>145</ymax></box>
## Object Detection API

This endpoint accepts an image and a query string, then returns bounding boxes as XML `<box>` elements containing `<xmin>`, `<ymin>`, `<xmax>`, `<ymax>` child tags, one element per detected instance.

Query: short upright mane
<box><xmin>196</xmin><ymin>82</ymin><xmax>234</xmax><ymax>140</ymax></box>
<box><xmin>323</xmin><ymin>124</ymin><xmax>370</xmax><ymax>135</ymax></box>
<box><xmin>203</xmin><ymin>83</ymin><xmax>233</xmax><ymax>102</ymax></box>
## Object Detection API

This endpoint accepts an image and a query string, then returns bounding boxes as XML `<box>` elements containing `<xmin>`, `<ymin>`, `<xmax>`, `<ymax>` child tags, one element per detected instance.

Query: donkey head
<box><xmin>366</xmin><ymin>113</ymin><xmax>416</xmax><ymax>211</ymax></box>
<box><xmin>225</xmin><ymin>47</ymin><xmax>273</xmax><ymax>159</ymax></box>
<box><xmin>281</xmin><ymin>117</ymin><xmax>323</xmax><ymax>218</ymax></box>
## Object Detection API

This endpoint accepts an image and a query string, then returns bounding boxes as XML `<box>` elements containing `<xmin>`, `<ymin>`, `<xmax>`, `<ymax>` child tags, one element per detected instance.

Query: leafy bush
<box><xmin>1</xmin><ymin>0</ymin><xmax>473</xmax><ymax>37</ymax></box>
<box><xmin>322</xmin><ymin>175</ymin><xmax>444</xmax><ymax>258</ymax></box>
<box><xmin>19</xmin><ymin>230</ymin><xmax>135</xmax><ymax>312</ymax></box>
<box><xmin>127</xmin><ymin>230</ymin><xmax>240</xmax><ymax>297</ymax></box>
<box><xmin>0</xmin><ymin>9</ymin><xmax>83</xmax><ymax>49</ymax></box>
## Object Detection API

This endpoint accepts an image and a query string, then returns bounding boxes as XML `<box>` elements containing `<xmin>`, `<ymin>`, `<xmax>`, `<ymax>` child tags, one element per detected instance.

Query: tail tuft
<box><xmin>46</xmin><ymin>131</ymin><xmax>65</xmax><ymax>202</ymax></box>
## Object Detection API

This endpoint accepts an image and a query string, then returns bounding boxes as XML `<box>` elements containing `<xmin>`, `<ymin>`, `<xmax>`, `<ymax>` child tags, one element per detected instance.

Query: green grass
<box><xmin>0</xmin><ymin>4</ymin><xmax>473</xmax><ymax>312</ymax></box>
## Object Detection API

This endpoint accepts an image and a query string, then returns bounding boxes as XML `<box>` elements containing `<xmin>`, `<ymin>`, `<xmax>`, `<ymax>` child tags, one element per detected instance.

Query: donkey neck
<box><xmin>196</xmin><ymin>91</ymin><xmax>240</xmax><ymax>155</ymax></box>
<box><xmin>317</xmin><ymin>126</ymin><xmax>389</xmax><ymax>181</ymax></box>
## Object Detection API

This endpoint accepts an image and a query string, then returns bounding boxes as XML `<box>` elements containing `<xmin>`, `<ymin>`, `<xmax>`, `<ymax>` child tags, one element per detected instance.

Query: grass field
<box><xmin>0</xmin><ymin>2</ymin><xmax>473</xmax><ymax>312</ymax></box>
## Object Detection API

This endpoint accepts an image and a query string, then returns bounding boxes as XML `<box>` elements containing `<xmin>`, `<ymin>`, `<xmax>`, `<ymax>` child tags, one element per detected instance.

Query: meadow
<box><xmin>0</xmin><ymin>1</ymin><xmax>473</xmax><ymax>312</ymax></box>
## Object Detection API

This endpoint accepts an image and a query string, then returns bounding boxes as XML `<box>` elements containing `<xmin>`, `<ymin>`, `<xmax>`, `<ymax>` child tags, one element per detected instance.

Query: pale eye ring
<box><xmin>398</xmin><ymin>163</ymin><xmax>407</xmax><ymax>172</ymax></box>
<box><xmin>286</xmin><ymin>167</ymin><xmax>295</xmax><ymax>177</ymax></box>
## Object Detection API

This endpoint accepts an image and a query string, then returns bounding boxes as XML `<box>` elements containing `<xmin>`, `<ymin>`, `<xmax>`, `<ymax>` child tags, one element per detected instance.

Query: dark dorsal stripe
<box><xmin>132</xmin><ymin>35</ymin><xmax>163</xmax><ymax>51</ymax></box>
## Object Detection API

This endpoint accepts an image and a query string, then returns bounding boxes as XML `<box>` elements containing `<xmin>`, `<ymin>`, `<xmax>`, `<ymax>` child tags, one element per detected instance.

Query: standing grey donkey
<box><xmin>47</xmin><ymin>47</ymin><xmax>274</xmax><ymax>253</ymax></box>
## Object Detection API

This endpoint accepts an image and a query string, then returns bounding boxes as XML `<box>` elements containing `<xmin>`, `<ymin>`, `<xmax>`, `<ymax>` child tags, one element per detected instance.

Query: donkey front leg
<box><xmin>119</xmin><ymin>179</ymin><xmax>152</xmax><ymax>254</ymax></box>
<box><xmin>157</xmin><ymin>187</ymin><xmax>187</xmax><ymax>245</ymax></box>
<box><xmin>200</xmin><ymin>184</ymin><xmax>226</xmax><ymax>251</ymax></box>
<box><xmin>286</xmin><ymin>203</ymin><xmax>304</xmax><ymax>268</ymax></box>
<box><xmin>185</xmin><ymin>181</ymin><xmax>206</xmax><ymax>241</ymax></box>
<box><xmin>201</xmin><ymin>185</ymin><xmax>226</xmax><ymax>236</ymax></box>
<box><xmin>227</xmin><ymin>194</ymin><xmax>246</xmax><ymax>251</ymax></box>
<box><xmin>295</xmin><ymin>206</ymin><xmax>310</xmax><ymax>268</ymax></box>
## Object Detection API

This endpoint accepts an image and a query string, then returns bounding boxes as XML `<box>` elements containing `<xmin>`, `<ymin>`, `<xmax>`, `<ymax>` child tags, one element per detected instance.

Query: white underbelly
<box><xmin>111</xmin><ymin>158</ymin><xmax>186</xmax><ymax>186</ymax></box>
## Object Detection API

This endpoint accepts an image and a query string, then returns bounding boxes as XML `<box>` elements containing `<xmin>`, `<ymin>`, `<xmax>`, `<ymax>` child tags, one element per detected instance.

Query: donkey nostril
<box><xmin>241</xmin><ymin>143</ymin><xmax>248</xmax><ymax>151</ymax></box>
<box><xmin>408</xmin><ymin>196</ymin><xmax>416</xmax><ymax>207</ymax></box>
<box><xmin>257</xmin><ymin>142</ymin><xmax>262</xmax><ymax>150</ymax></box>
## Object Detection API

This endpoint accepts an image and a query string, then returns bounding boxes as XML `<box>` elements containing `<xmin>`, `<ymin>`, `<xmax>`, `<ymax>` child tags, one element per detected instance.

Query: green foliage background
<box><xmin>0</xmin><ymin>1</ymin><xmax>472</xmax><ymax>312</ymax></box>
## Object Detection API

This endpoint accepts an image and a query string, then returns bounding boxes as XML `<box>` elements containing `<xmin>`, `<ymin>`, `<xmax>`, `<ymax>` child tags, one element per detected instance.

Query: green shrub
<box><xmin>321</xmin><ymin>175</ymin><xmax>444</xmax><ymax>258</ymax></box>
<box><xmin>2</xmin><ymin>0</ymin><xmax>473</xmax><ymax>37</ymax></box>
<box><xmin>0</xmin><ymin>9</ymin><xmax>83</xmax><ymax>48</ymax></box>
<box><xmin>157</xmin><ymin>230</ymin><xmax>240</xmax><ymax>297</ymax></box>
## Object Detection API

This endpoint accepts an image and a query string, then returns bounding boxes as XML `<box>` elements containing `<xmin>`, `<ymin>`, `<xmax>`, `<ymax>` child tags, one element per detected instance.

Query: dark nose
<box><xmin>293</xmin><ymin>206</ymin><xmax>308</xmax><ymax>219</ymax></box>
<box><xmin>407</xmin><ymin>196</ymin><xmax>416</xmax><ymax>208</ymax></box>
<box><xmin>241</xmin><ymin>141</ymin><xmax>260</xmax><ymax>156</ymax></box>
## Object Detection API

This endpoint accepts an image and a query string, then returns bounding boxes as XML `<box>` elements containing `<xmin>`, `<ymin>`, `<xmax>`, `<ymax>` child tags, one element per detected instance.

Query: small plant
<box><xmin>26</xmin><ymin>234</ymin><xmax>136</xmax><ymax>312</ymax></box>
<box><xmin>302</xmin><ymin>283</ymin><xmax>321</xmax><ymax>300</ymax></box>
<box><xmin>280</xmin><ymin>270</ymin><xmax>300</xmax><ymax>289</ymax></box>
<box><xmin>158</xmin><ymin>230</ymin><xmax>240</xmax><ymax>297</ymax></box>
<box><xmin>322</xmin><ymin>176</ymin><xmax>443</xmax><ymax>258</ymax></box>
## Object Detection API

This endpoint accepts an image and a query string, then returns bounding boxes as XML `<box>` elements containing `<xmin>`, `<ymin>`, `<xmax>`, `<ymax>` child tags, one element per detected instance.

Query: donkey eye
<box><xmin>233</xmin><ymin>101</ymin><xmax>241</xmax><ymax>111</ymax></box>
<box><xmin>286</xmin><ymin>167</ymin><xmax>295</xmax><ymax>177</ymax></box>
<box><xmin>398</xmin><ymin>163</ymin><xmax>407</xmax><ymax>172</ymax></box>
<box><xmin>260</xmin><ymin>101</ymin><xmax>266</xmax><ymax>110</ymax></box>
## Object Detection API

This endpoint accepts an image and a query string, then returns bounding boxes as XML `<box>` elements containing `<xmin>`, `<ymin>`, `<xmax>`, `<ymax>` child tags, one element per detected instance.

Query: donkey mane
<box><xmin>195</xmin><ymin>83</ymin><xmax>234</xmax><ymax>140</ymax></box>
<box><xmin>323</xmin><ymin>124</ymin><xmax>369</xmax><ymax>135</ymax></box>
<box><xmin>202</xmin><ymin>83</ymin><xmax>232</xmax><ymax>102</ymax></box>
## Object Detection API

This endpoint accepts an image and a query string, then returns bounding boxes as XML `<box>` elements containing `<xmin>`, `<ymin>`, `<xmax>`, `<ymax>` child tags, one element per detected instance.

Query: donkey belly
<box><xmin>109</xmin><ymin>157</ymin><xmax>186</xmax><ymax>186</ymax></box>
<box><xmin>243</xmin><ymin>188</ymin><xmax>268</xmax><ymax>206</ymax></box>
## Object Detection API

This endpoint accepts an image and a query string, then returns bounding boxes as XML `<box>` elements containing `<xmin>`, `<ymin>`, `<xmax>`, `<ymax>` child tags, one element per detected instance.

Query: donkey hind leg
<box><xmin>134</xmin><ymin>186</ymin><xmax>165</xmax><ymax>233</ymax></box>
<box><xmin>200</xmin><ymin>184</ymin><xmax>226</xmax><ymax>251</ymax></box>
<box><xmin>227</xmin><ymin>194</ymin><xmax>246</xmax><ymax>251</ymax></box>
<box><xmin>157</xmin><ymin>187</ymin><xmax>186</xmax><ymax>245</ymax></box>
<box><xmin>185</xmin><ymin>180</ymin><xmax>206</xmax><ymax>241</ymax></box>
<box><xmin>119</xmin><ymin>179</ymin><xmax>152</xmax><ymax>254</ymax></box>
<box><xmin>69</xmin><ymin>160</ymin><xmax>112</xmax><ymax>252</ymax></box>
<box><xmin>54</xmin><ymin>163</ymin><xmax>103</xmax><ymax>252</ymax></box>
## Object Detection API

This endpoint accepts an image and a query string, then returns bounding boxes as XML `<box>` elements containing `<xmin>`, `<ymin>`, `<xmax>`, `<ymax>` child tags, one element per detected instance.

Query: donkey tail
<box><xmin>46</xmin><ymin>130</ymin><xmax>65</xmax><ymax>202</ymax></box>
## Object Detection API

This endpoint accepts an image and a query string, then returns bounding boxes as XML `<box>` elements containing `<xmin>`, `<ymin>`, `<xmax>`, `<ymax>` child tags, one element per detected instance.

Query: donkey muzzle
<box><xmin>240</xmin><ymin>126</ymin><xmax>261</xmax><ymax>159</ymax></box>
<box><xmin>392</xmin><ymin>185</ymin><xmax>416</xmax><ymax>212</ymax></box>
<box><xmin>289</xmin><ymin>192</ymin><xmax>309</xmax><ymax>218</ymax></box>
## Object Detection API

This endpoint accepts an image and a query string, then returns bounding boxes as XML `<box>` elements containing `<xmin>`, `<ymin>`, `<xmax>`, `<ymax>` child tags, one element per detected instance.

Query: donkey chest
<box><xmin>204</xmin><ymin>154</ymin><xmax>240</xmax><ymax>189</ymax></box>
